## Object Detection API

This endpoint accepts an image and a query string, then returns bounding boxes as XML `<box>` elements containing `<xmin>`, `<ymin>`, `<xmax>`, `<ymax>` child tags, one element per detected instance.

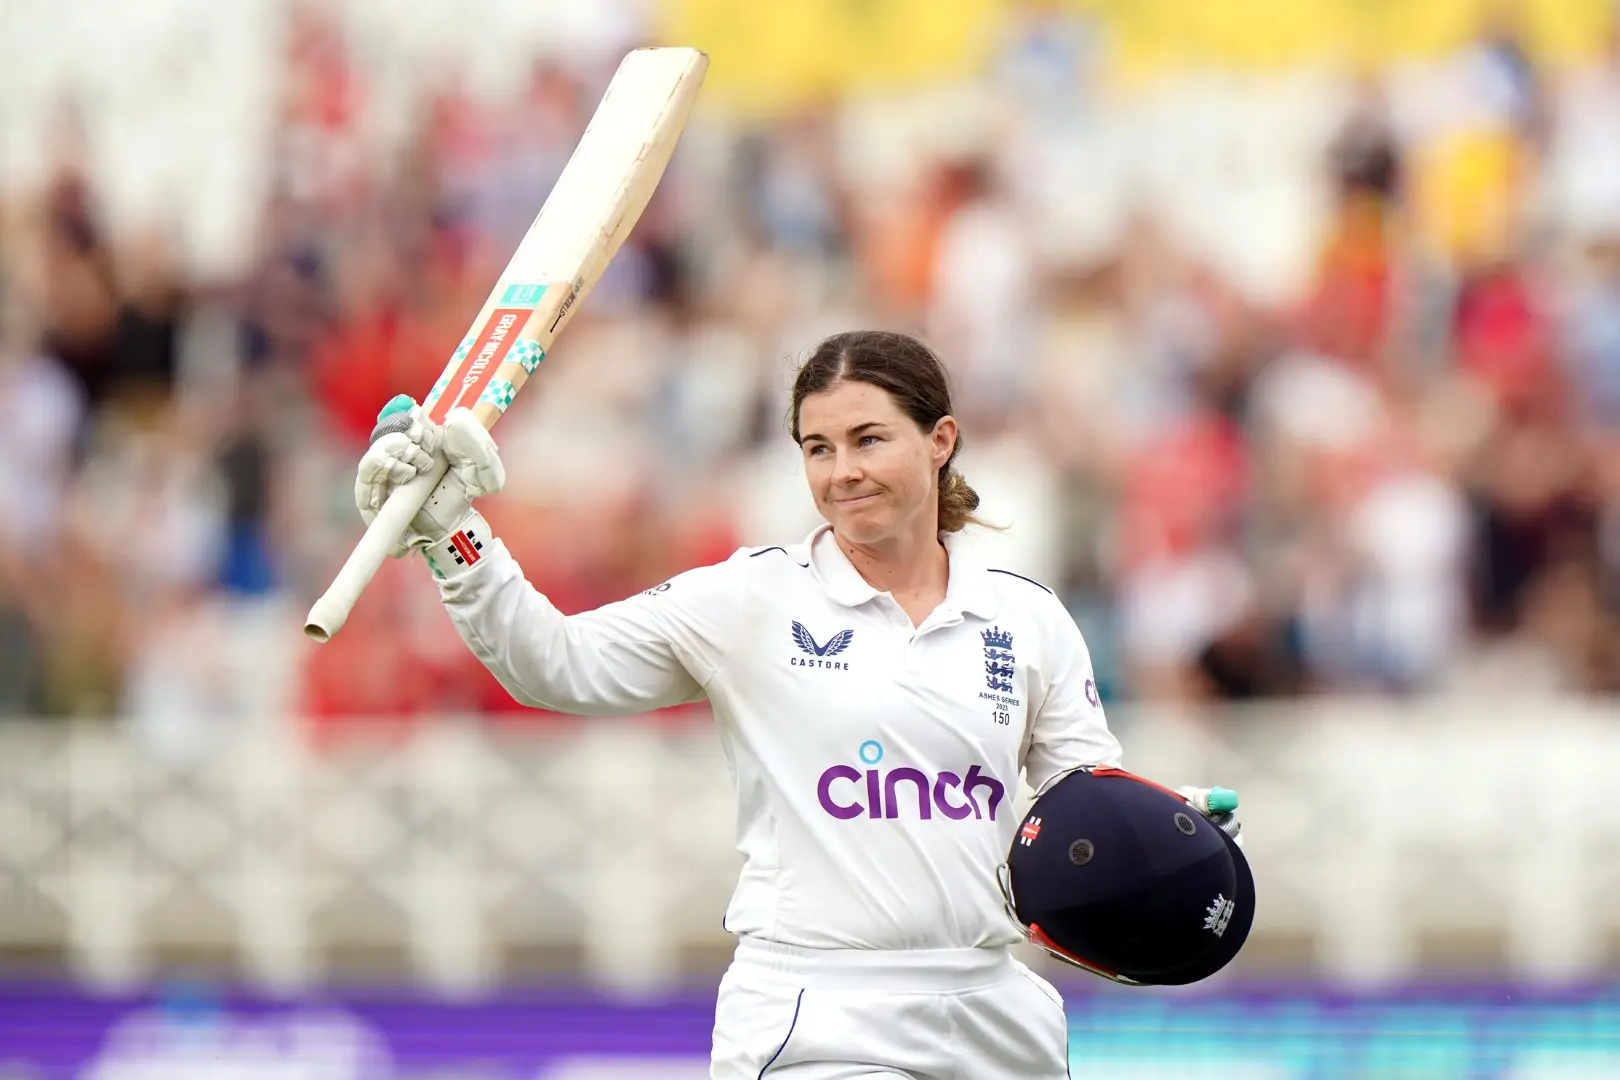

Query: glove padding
<box><xmin>1177</xmin><ymin>785</ymin><xmax>1243</xmax><ymax>848</ymax></box>
<box><xmin>354</xmin><ymin>395</ymin><xmax>506</xmax><ymax>557</ymax></box>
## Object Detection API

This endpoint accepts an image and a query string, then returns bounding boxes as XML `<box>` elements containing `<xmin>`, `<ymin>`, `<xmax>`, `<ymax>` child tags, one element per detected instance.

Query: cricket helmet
<box><xmin>998</xmin><ymin>767</ymin><xmax>1254</xmax><ymax>986</ymax></box>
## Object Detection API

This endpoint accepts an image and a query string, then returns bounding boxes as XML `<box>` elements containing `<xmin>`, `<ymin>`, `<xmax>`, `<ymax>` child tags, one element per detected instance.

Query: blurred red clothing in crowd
<box><xmin>1454</xmin><ymin>266</ymin><xmax>1564</xmax><ymax>421</ymax></box>
<box><xmin>1117</xmin><ymin>411</ymin><xmax>1249</xmax><ymax>570</ymax></box>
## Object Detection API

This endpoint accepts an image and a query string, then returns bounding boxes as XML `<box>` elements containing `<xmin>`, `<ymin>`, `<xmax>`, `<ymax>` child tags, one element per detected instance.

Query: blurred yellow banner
<box><xmin>1078</xmin><ymin>0</ymin><xmax>1611</xmax><ymax>83</ymax></box>
<box><xmin>657</xmin><ymin>0</ymin><xmax>1005</xmax><ymax>113</ymax></box>
<box><xmin>657</xmin><ymin>0</ymin><xmax>1610</xmax><ymax>111</ymax></box>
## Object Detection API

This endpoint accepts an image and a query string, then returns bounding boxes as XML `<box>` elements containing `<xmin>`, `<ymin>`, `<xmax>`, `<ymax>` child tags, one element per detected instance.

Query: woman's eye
<box><xmin>859</xmin><ymin>435</ymin><xmax>880</xmax><ymax>447</ymax></box>
<box><xmin>807</xmin><ymin>444</ymin><xmax>828</xmax><ymax>456</ymax></box>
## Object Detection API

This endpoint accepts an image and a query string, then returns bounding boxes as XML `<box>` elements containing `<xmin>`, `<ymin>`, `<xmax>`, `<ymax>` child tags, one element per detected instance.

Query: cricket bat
<box><xmin>304</xmin><ymin>47</ymin><xmax>709</xmax><ymax>643</ymax></box>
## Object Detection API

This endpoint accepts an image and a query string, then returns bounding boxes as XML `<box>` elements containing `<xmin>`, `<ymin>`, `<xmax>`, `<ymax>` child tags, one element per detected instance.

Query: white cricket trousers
<box><xmin>710</xmin><ymin>936</ymin><xmax>1070</xmax><ymax>1079</ymax></box>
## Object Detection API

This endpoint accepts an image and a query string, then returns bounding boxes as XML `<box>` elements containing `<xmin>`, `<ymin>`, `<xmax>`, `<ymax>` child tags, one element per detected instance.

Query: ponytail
<box><xmin>938</xmin><ymin>463</ymin><xmax>986</xmax><ymax>534</ymax></box>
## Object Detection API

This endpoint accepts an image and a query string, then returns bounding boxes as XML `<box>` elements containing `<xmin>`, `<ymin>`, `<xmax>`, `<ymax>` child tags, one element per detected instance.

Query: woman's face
<box><xmin>797</xmin><ymin>379</ymin><xmax>956</xmax><ymax>546</ymax></box>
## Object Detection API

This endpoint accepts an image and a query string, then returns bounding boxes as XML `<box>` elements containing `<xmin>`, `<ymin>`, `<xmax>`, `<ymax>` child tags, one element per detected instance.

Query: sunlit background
<box><xmin>2</xmin><ymin>0</ymin><xmax>1620</xmax><ymax>1075</ymax></box>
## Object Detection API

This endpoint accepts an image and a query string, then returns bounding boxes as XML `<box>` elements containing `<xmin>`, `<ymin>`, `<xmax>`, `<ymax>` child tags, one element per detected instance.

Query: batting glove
<box><xmin>1177</xmin><ymin>785</ymin><xmax>1243</xmax><ymax>848</ymax></box>
<box><xmin>355</xmin><ymin>394</ymin><xmax>507</xmax><ymax>559</ymax></box>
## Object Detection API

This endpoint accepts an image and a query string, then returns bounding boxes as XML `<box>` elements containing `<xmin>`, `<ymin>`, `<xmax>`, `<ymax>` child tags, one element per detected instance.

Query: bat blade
<box><xmin>304</xmin><ymin>47</ymin><xmax>708</xmax><ymax>643</ymax></box>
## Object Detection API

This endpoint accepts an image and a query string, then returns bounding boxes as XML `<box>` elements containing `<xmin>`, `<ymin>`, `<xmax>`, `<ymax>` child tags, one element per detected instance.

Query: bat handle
<box><xmin>302</xmin><ymin>459</ymin><xmax>450</xmax><ymax>642</ymax></box>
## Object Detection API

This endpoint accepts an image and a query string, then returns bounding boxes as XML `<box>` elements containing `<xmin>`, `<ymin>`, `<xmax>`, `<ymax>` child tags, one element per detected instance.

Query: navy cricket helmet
<box><xmin>997</xmin><ymin>767</ymin><xmax>1254</xmax><ymax>986</ymax></box>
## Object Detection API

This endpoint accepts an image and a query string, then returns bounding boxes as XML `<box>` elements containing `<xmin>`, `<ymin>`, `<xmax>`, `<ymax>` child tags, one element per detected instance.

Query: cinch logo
<box><xmin>817</xmin><ymin>741</ymin><xmax>1006</xmax><ymax>821</ymax></box>
<box><xmin>790</xmin><ymin>621</ymin><xmax>853</xmax><ymax>669</ymax></box>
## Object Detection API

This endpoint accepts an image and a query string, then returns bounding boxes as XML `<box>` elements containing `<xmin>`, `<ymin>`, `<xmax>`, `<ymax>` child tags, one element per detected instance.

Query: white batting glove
<box><xmin>354</xmin><ymin>395</ymin><xmax>507</xmax><ymax>559</ymax></box>
<box><xmin>1177</xmin><ymin>785</ymin><xmax>1244</xmax><ymax>848</ymax></box>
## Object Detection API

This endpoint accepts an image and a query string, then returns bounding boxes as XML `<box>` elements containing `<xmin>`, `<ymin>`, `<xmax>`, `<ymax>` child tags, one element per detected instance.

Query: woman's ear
<box><xmin>931</xmin><ymin>415</ymin><xmax>959</xmax><ymax>470</ymax></box>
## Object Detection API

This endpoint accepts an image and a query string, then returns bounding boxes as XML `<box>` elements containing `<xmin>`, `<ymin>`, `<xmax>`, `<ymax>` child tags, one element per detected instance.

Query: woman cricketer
<box><xmin>354</xmin><ymin>330</ymin><xmax>1243</xmax><ymax>1078</ymax></box>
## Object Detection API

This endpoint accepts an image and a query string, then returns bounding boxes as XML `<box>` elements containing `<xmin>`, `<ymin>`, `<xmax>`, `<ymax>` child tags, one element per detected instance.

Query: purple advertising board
<box><xmin>0</xmin><ymin>980</ymin><xmax>719</xmax><ymax>1078</ymax></box>
<box><xmin>5</xmin><ymin>978</ymin><xmax>1620</xmax><ymax>1077</ymax></box>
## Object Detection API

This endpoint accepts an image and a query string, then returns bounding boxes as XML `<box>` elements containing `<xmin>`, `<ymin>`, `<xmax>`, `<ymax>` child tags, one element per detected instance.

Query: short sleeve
<box><xmin>1021</xmin><ymin>602</ymin><xmax>1123</xmax><ymax>793</ymax></box>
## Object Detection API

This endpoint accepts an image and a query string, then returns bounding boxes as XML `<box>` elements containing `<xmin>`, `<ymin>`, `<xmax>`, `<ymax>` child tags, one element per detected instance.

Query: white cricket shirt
<box><xmin>437</xmin><ymin>523</ymin><xmax>1122</xmax><ymax>951</ymax></box>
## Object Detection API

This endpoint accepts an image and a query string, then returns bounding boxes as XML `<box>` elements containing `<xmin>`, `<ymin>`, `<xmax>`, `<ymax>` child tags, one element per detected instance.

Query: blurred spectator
<box><xmin>0</xmin><ymin>312</ymin><xmax>85</xmax><ymax>714</ymax></box>
<box><xmin>1558</xmin><ymin>236</ymin><xmax>1620</xmax><ymax>428</ymax></box>
<box><xmin>1299</xmin><ymin>80</ymin><xmax>1402</xmax><ymax>373</ymax></box>
<box><xmin>926</xmin><ymin>157</ymin><xmax>1037</xmax><ymax>433</ymax></box>
<box><xmin>35</xmin><ymin>167</ymin><xmax>123</xmax><ymax>419</ymax></box>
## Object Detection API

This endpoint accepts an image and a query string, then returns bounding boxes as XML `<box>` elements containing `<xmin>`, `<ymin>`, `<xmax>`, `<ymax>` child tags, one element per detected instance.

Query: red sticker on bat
<box><xmin>428</xmin><ymin>307</ymin><xmax>532</xmax><ymax>422</ymax></box>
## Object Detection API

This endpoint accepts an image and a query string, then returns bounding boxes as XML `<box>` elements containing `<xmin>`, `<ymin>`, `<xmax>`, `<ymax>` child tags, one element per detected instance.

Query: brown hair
<box><xmin>789</xmin><ymin>330</ymin><xmax>986</xmax><ymax>534</ymax></box>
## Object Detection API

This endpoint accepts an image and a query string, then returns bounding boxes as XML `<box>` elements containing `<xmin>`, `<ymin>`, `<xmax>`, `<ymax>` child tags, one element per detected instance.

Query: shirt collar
<box><xmin>806</xmin><ymin>524</ymin><xmax>999</xmax><ymax>621</ymax></box>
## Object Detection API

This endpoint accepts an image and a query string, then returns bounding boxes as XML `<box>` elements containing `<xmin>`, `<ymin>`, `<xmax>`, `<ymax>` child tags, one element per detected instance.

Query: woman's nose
<box><xmin>832</xmin><ymin>449</ymin><xmax>862</xmax><ymax>483</ymax></box>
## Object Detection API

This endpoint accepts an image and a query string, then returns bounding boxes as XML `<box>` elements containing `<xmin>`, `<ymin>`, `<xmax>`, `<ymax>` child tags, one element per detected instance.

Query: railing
<box><xmin>0</xmin><ymin>700</ymin><xmax>1616</xmax><ymax>993</ymax></box>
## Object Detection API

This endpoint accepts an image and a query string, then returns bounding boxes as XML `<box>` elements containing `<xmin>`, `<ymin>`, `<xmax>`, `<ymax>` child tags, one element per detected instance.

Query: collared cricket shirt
<box><xmin>438</xmin><ymin>523</ymin><xmax>1122</xmax><ymax>952</ymax></box>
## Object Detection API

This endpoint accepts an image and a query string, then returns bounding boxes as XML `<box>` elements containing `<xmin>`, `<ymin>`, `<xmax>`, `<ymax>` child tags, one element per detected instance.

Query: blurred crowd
<box><xmin>2</xmin><ymin>2</ymin><xmax>1619</xmax><ymax>752</ymax></box>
